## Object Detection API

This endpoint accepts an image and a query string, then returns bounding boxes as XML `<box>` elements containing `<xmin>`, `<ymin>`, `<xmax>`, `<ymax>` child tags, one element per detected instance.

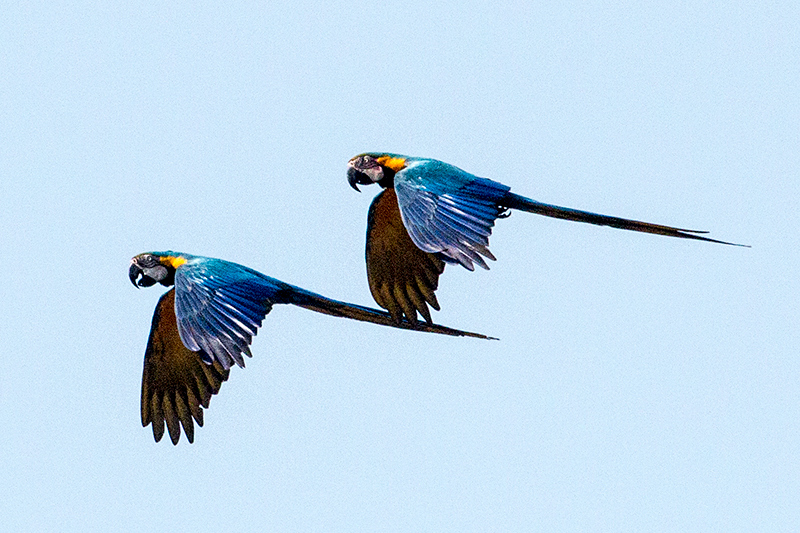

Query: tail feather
<box><xmin>285</xmin><ymin>289</ymin><xmax>497</xmax><ymax>340</ymax></box>
<box><xmin>502</xmin><ymin>192</ymin><xmax>748</xmax><ymax>247</ymax></box>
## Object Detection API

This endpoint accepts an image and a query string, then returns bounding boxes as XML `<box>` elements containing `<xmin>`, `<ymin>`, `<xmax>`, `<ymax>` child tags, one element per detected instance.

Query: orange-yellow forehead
<box><xmin>376</xmin><ymin>155</ymin><xmax>407</xmax><ymax>172</ymax></box>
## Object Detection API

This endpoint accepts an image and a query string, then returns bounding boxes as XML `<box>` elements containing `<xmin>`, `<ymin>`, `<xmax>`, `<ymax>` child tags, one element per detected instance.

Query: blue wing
<box><xmin>393</xmin><ymin>159</ymin><xmax>511</xmax><ymax>270</ymax></box>
<box><xmin>173</xmin><ymin>257</ymin><xmax>291</xmax><ymax>369</ymax></box>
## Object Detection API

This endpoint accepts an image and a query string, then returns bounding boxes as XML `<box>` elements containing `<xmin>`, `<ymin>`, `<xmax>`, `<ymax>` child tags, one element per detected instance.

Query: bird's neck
<box><xmin>378</xmin><ymin>171</ymin><xmax>395</xmax><ymax>189</ymax></box>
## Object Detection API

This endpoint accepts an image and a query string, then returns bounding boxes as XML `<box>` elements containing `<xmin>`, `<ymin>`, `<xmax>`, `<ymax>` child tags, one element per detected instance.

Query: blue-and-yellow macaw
<box><xmin>130</xmin><ymin>251</ymin><xmax>492</xmax><ymax>444</ymax></box>
<box><xmin>347</xmin><ymin>153</ymin><xmax>746</xmax><ymax>323</ymax></box>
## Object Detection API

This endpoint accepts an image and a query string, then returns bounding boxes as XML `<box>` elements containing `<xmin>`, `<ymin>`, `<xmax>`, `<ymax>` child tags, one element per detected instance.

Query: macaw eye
<box><xmin>138</xmin><ymin>254</ymin><xmax>158</xmax><ymax>267</ymax></box>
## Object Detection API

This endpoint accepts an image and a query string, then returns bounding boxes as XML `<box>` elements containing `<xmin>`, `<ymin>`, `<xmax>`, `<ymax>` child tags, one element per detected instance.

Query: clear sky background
<box><xmin>2</xmin><ymin>1</ymin><xmax>797</xmax><ymax>531</ymax></box>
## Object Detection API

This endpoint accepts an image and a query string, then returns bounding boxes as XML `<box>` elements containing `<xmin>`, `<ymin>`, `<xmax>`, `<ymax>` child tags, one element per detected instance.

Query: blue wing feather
<box><xmin>394</xmin><ymin>159</ymin><xmax>510</xmax><ymax>270</ymax></box>
<box><xmin>173</xmin><ymin>257</ymin><xmax>290</xmax><ymax>369</ymax></box>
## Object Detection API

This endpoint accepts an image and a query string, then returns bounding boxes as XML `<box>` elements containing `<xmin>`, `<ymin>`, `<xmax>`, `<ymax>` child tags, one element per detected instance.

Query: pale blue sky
<box><xmin>2</xmin><ymin>1</ymin><xmax>797</xmax><ymax>531</ymax></box>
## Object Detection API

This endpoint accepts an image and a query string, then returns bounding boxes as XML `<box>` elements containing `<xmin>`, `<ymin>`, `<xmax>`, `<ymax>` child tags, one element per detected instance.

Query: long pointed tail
<box><xmin>501</xmin><ymin>192</ymin><xmax>748</xmax><ymax>247</ymax></box>
<box><xmin>285</xmin><ymin>289</ymin><xmax>497</xmax><ymax>340</ymax></box>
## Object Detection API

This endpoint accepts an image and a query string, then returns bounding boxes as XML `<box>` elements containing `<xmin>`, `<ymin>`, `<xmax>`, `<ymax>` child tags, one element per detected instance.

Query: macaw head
<box><xmin>129</xmin><ymin>251</ymin><xmax>187</xmax><ymax>288</ymax></box>
<box><xmin>347</xmin><ymin>153</ymin><xmax>408</xmax><ymax>191</ymax></box>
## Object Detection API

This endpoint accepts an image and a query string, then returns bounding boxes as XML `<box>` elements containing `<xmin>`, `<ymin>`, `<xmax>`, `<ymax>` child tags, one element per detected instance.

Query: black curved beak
<box><xmin>129</xmin><ymin>263</ymin><xmax>141</xmax><ymax>288</ymax></box>
<box><xmin>129</xmin><ymin>263</ymin><xmax>156</xmax><ymax>288</ymax></box>
<box><xmin>347</xmin><ymin>167</ymin><xmax>369</xmax><ymax>192</ymax></box>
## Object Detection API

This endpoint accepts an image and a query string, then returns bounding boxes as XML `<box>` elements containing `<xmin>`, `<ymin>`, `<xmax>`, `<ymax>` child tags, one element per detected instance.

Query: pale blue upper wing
<box><xmin>173</xmin><ymin>257</ymin><xmax>291</xmax><ymax>369</ymax></box>
<box><xmin>393</xmin><ymin>159</ymin><xmax>511</xmax><ymax>270</ymax></box>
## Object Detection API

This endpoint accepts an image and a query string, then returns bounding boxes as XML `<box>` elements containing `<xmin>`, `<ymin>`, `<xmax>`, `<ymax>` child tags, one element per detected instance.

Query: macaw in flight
<box><xmin>129</xmin><ymin>251</ymin><xmax>492</xmax><ymax>444</ymax></box>
<box><xmin>347</xmin><ymin>153</ymin><xmax>746</xmax><ymax>324</ymax></box>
